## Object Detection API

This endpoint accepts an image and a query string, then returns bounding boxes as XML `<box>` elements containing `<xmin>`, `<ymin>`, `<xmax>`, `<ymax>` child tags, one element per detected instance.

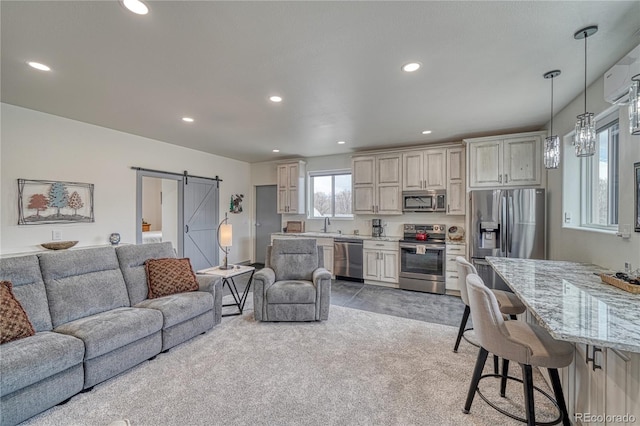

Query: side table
<box><xmin>197</xmin><ymin>265</ymin><xmax>255</xmax><ymax>317</ymax></box>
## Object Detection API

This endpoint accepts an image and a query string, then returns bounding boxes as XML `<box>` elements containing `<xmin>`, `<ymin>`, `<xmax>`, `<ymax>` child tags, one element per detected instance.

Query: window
<box><xmin>581</xmin><ymin>116</ymin><xmax>619</xmax><ymax>229</ymax></box>
<box><xmin>309</xmin><ymin>170</ymin><xmax>352</xmax><ymax>218</ymax></box>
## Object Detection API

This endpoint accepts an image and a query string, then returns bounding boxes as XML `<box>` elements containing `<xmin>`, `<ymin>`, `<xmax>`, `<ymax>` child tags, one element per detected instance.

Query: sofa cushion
<box><xmin>39</xmin><ymin>247</ymin><xmax>131</xmax><ymax>327</ymax></box>
<box><xmin>270</xmin><ymin>239</ymin><xmax>318</xmax><ymax>282</ymax></box>
<box><xmin>145</xmin><ymin>258</ymin><xmax>198</xmax><ymax>299</ymax></box>
<box><xmin>266</xmin><ymin>280</ymin><xmax>316</xmax><ymax>304</ymax></box>
<box><xmin>0</xmin><ymin>331</ymin><xmax>84</xmax><ymax>396</ymax></box>
<box><xmin>54</xmin><ymin>307</ymin><xmax>163</xmax><ymax>360</ymax></box>
<box><xmin>0</xmin><ymin>281</ymin><xmax>36</xmax><ymax>344</ymax></box>
<box><xmin>116</xmin><ymin>242</ymin><xmax>177</xmax><ymax>306</ymax></box>
<box><xmin>0</xmin><ymin>256</ymin><xmax>53</xmax><ymax>332</ymax></box>
<box><xmin>136</xmin><ymin>291</ymin><xmax>213</xmax><ymax>329</ymax></box>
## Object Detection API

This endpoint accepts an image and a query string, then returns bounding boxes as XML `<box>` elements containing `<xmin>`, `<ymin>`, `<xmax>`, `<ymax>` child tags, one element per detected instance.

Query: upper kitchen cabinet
<box><xmin>277</xmin><ymin>161</ymin><xmax>306</xmax><ymax>214</ymax></box>
<box><xmin>352</xmin><ymin>154</ymin><xmax>402</xmax><ymax>215</ymax></box>
<box><xmin>402</xmin><ymin>148</ymin><xmax>446</xmax><ymax>191</ymax></box>
<box><xmin>465</xmin><ymin>131</ymin><xmax>545</xmax><ymax>189</ymax></box>
<box><xmin>446</xmin><ymin>146</ymin><xmax>466</xmax><ymax>215</ymax></box>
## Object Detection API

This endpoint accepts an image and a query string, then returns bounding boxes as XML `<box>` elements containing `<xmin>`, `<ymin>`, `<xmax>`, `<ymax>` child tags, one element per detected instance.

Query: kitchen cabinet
<box><xmin>277</xmin><ymin>161</ymin><xmax>306</xmax><ymax>214</ymax></box>
<box><xmin>352</xmin><ymin>154</ymin><xmax>402</xmax><ymax>215</ymax></box>
<box><xmin>446</xmin><ymin>147</ymin><xmax>466</xmax><ymax>215</ymax></box>
<box><xmin>402</xmin><ymin>148</ymin><xmax>446</xmax><ymax>191</ymax></box>
<box><xmin>465</xmin><ymin>131</ymin><xmax>545</xmax><ymax>189</ymax></box>
<box><xmin>556</xmin><ymin>344</ymin><xmax>640</xmax><ymax>425</ymax></box>
<box><xmin>445</xmin><ymin>243</ymin><xmax>466</xmax><ymax>291</ymax></box>
<box><xmin>363</xmin><ymin>240</ymin><xmax>399</xmax><ymax>284</ymax></box>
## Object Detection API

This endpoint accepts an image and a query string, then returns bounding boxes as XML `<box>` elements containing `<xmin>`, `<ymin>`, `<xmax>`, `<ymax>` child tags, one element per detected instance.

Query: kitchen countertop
<box><xmin>271</xmin><ymin>232</ymin><xmax>402</xmax><ymax>242</ymax></box>
<box><xmin>486</xmin><ymin>257</ymin><xmax>640</xmax><ymax>353</ymax></box>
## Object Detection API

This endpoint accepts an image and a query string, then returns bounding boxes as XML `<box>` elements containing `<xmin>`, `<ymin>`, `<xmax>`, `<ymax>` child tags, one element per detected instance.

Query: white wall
<box><xmin>1</xmin><ymin>103</ymin><xmax>252</xmax><ymax>265</ymax></box>
<box><xmin>142</xmin><ymin>177</ymin><xmax>162</xmax><ymax>231</ymax></box>
<box><xmin>546</xmin><ymin>76</ymin><xmax>640</xmax><ymax>271</ymax></box>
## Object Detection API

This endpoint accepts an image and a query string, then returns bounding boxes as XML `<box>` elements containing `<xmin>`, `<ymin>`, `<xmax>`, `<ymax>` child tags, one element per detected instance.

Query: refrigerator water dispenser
<box><xmin>480</xmin><ymin>221</ymin><xmax>500</xmax><ymax>249</ymax></box>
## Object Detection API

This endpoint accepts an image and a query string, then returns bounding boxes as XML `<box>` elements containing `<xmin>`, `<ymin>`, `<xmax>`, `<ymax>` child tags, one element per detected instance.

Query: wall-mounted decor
<box><xmin>635</xmin><ymin>162</ymin><xmax>640</xmax><ymax>232</ymax></box>
<box><xmin>18</xmin><ymin>179</ymin><xmax>94</xmax><ymax>225</ymax></box>
<box><xmin>230</xmin><ymin>194</ymin><xmax>244</xmax><ymax>214</ymax></box>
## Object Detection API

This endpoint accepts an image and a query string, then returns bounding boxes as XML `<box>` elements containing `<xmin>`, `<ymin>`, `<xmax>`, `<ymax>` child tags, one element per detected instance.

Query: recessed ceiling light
<box><xmin>27</xmin><ymin>62</ymin><xmax>51</xmax><ymax>71</ymax></box>
<box><xmin>269</xmin><ymin>96</ymin><xmax>282</xmax><ymax>103</ymax></box>
<box><xmin>402</xmin><ymin>62</ymin><xmax>421</xmax><ymax>72</ymax></box>
<box><xmin>182</xmin><ymin>117</ymin><xmax>194</xmax><ymax>123</ymax></box>
<box><xmin>337</xmin><ymin>141</ymin><xmax>346</xmax><ymax>145</ymax></box>
<box><xmin>272</xmin><ymin>149</ymin><xmax>280</xmax><ymax>153</ymax></box>
<box><xmin>122</xmin><ymin>0</ymin><xmax>149</xmax><ymax>15</ymax></box>
<box><xmin>421</xmin><ymin>130</ymin><xmax>432</xmax><ymax>135</ymax></box>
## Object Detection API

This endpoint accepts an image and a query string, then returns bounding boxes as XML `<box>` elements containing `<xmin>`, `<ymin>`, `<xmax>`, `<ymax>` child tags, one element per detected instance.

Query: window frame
<box><xmin>579</xmin><ymin>112</ymin><xmax>619</xmax><ymax>231</ymax></box>
<box><xmin>308</xmin><ymin>169</ymin><xmax>353</xmax><ymax>219</ymax></box>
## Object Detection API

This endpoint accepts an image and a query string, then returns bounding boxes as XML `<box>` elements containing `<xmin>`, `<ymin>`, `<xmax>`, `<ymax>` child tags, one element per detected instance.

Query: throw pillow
<box><xmin>145</xmin><ymin>258</ymin><xmax>199</xmax><ymax>299</ymax></box>
<box><xmin>0</xmin><ymin>280</ymin><xmax>36</xmax><ymax>344</ymax></box>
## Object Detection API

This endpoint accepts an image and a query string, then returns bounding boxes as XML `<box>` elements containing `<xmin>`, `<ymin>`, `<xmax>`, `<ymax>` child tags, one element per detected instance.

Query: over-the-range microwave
<box><xmin>402</xmin><ymin>190</ymin><xmax>446</xmax><ymax>213</ymax></box>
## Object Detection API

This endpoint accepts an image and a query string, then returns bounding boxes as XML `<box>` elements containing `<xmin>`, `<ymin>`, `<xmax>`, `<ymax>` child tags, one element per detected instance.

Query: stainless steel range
<box><xmin>399</xmin><ymin>224</ymin><xmax>446</xmax><ymax>294</ymax></box>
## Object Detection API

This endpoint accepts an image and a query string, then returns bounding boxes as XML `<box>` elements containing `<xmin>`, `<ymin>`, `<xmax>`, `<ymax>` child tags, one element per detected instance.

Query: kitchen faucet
<box><xmin>323</xmin><ymin>217</ymin><xmax>331</xmax><ymax>233</ymax></box>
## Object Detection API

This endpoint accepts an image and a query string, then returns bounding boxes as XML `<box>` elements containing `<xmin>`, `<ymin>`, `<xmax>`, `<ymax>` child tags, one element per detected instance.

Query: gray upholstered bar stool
<box><xmin>453</xmin><ymin>256</ymin><xmax>526</xmax><ymax>353</ymax></box>
<box><xmin>463</xmin><ymin>274</ymin><xmax>574</xmax><ymax>426</ymax></box>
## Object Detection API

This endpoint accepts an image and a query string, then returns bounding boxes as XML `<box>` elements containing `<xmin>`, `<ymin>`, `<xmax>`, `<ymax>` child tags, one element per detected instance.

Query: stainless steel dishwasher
<box><xmin>333</xmin><ymin>238</ymin><xmax>363</xmax><ymax>281</ymax></box>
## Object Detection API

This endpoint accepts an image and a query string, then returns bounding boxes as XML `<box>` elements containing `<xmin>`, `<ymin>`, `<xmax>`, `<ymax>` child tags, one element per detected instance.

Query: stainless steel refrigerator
<box><xmin>470</xmin><ymin>188</ymin><xmax>545</xmax><ymax>291</ymax></box>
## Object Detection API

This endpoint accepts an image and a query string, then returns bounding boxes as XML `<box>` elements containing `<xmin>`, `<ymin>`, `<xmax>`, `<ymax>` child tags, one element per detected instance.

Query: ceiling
<box><xmin>2</xmin><ymin>1</ymin><xmax>639</xmax><ymax>163</ymax></box>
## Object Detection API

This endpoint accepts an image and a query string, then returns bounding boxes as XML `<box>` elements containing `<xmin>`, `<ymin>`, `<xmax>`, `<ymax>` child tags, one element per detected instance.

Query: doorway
<box><xmin>255</xmin><ymin>185</ymin><xmax>281</xmax><ymax>264</ymax></box>
<box><xmin>135</xmin><ymin>169</ymin><xmax>220</xmax><ymax>271</ymax></box>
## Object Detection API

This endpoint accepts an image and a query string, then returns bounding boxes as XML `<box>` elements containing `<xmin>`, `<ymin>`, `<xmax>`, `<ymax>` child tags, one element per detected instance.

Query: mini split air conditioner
<box><xmin>604</xmin><ymin>44</ymin><xmax>640</xmax><ymax>105</ymax></box>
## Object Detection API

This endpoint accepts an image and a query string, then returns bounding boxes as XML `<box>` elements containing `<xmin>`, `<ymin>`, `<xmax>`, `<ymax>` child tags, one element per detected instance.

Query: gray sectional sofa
<box><xmin>0</xmin><ymin>242</ymin><xmax>222</xmax><ymax>426</ymax></box>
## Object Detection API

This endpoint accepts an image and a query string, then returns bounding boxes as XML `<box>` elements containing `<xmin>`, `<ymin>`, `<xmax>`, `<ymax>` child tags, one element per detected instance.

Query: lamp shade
<box><xmin>219</xmin><ymin>223</ymin><xmax>233</xmax><ymax>247</ymax></box>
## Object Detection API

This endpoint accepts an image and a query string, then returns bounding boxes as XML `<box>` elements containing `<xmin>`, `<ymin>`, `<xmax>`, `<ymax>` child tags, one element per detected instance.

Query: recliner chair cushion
<box><xmin>270</xmin><ymin>239</ymin><xmax>318</xmax><ymax>281</ymax></box>
<box><xmin>267</xmin><ymin>281</ymin><xmax>316</xmax><ymax>304</ymax></box>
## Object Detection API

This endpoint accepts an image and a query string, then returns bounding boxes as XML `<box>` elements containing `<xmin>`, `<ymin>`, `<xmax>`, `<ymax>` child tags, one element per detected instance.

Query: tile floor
<box><xmin>222</xmin><ymin>266</ymin><xmax>466</xmax><ymax>328</ymax></box>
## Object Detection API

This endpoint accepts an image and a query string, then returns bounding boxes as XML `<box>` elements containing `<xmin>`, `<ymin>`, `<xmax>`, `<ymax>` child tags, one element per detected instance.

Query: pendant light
<box><xmin>630</xmin><ymin>74</ymin><xmax>640</xmax><ymax>135</ymax></box>
<box><xmin>573</xmin><ymin>25</ymin><xmax>598</xmax><ymax>157</ymax></box>
<box><xmin>543</xmin><ymin>70</ymin><xmax>561</xmax><ymax>169</ymax></box>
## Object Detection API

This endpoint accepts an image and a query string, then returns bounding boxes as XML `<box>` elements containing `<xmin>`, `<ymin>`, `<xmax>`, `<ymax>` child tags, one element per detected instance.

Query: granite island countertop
<box><xmin>486</xmin><ymin>257</ymin><xmax>640</xmax><ymax>353</ymax></box>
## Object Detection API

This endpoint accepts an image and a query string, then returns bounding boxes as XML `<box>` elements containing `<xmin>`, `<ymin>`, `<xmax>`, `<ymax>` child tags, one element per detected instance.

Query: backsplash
<box><xmin>282</xmin><ymin>213</ymin><xmax>465</xmax><ymax>238</ymax></box>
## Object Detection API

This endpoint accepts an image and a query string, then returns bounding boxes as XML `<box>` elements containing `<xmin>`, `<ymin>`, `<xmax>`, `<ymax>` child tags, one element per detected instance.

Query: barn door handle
<box><xmin>185</xmin><ymin>224</ymin><xmax>189</xmax><ymax>233</ymax></box>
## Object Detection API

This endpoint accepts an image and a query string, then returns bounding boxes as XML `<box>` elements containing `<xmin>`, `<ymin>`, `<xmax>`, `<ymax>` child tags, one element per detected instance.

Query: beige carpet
<box><xmin>21</xmin><ymin>305</ymin><xmax>559</xmax><ymax>426</ymax></box>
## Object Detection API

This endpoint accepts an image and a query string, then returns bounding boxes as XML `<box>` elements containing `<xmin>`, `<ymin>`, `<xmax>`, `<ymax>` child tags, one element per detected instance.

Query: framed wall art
<box><xmin>635</xmin><ymin>162</ymin><xmax>640</xmax><ymax>232</ymax></box>
<box><xmin>18</xmin><ymin>179</ymin><xmax>94</xmax><ymax>225</ymax></box>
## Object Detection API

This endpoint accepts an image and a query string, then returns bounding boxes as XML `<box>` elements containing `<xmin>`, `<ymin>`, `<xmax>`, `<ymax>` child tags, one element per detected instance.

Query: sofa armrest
<box><xmin>252</xmin><ymin>268</ymin><xmax>275</xmax><ymax>321</ymax></box>
<box><xmin>196</xmin><ymin>274</ymin><xmax>223</xmax><ymax>325</ymax></box>
<box><xmin>313</xmin><ymin>268</ymin><xmax>331</xmax><ymax>320</ymax></box>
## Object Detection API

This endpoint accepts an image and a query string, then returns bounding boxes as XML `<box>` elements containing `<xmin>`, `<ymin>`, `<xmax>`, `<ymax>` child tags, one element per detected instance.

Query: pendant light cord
<box><xmin>583</xmin><ymin>31</ymin><xmax>587</xmax><ymax>113</ymax></box>
<box><xmin>550</xmin><ymin>76</ymin><xmax>554</xmax><ymax>134</ymax></box>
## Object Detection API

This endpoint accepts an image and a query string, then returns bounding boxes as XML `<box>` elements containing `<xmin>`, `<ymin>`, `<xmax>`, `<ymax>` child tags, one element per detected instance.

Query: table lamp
<box><xmin>217</xmin><ymin>213</ymin><xmax>233</xmax><ymax>269</ymax></box>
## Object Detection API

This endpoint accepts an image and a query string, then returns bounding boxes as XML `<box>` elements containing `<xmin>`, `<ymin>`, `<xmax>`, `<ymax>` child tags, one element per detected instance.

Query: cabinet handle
<box><xmin>375</xmin><ymin>243</ymin><xmax>384</xmax><ymax>247</ymax></box>
<box><xmin>498</xmin><ymin>174</ymin><xmax>502</xmax><ymax>183</ymax></box>
<box><xmin>504</xmin><ymin>174</ymin><xmax>508</xmax><ymax>183</ymax></box>
<box><xmin>448</xmin><ymin>275</ymin><xmax>457</xmax><ymax>279</ymax></box>
<box><xmin>372</xmin><ymin>205</ymin><xmax>375</xmax><ymax>213</ymax></box>
<box><xmin>447</xmin><ymin>204</ymin><xmax>450</xmax><ymax>213</ymax></box>
<box><xmin>585</xmin><ymin>345</ymin><xmax>603</xmax><ymax>371</ymax></box>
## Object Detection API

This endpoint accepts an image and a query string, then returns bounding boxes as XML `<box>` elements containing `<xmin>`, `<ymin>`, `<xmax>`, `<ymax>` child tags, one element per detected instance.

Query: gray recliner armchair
<box><xmin>253</xmin><ymin>239</ymin><xmax>331</xmax><ymax>321</ymax></box>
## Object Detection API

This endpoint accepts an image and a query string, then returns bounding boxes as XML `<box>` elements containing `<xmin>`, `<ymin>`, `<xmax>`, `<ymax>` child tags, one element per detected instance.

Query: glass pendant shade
<box><xmin>544</xmin><ymin>135</ymin><xmax>560</xmax><ymax>169</ymax></box>
<box><xmin>574</xmin><ymin>112</ymin><xmax>596</xmax><ymax>156</ymax></box>
<box><xmin>630</xmin><ymin>77</ymin><xmax>640</xmax><ymax>136</ymax></box>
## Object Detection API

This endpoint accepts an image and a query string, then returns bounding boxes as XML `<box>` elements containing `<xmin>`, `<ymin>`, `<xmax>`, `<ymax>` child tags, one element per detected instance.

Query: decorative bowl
<box><xmin>41</xmin><ymin>241</ymin><xmax>78</xmax><ymax>250</ymax></box>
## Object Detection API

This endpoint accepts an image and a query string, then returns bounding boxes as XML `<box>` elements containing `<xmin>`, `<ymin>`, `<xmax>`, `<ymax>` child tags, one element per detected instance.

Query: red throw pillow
<box><xmin>0</xmin><ymin>281</ymin><xmax>36</xmax><ymax>344</ymax></box>
<box><xmin>145</xmin><ymin>258</ymin><xmax>199</xmax><ymax>299</ymax></box>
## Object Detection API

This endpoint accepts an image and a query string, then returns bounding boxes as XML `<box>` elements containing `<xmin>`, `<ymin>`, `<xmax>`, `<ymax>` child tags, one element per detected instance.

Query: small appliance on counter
<box><xmin>372</xmin><ymin>219</ymin><xmax>383</xmax><ymax>237</ymax></box>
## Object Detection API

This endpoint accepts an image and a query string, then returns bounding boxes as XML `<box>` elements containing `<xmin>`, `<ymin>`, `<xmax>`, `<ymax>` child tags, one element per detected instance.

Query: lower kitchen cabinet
<box><xmin>445</xmin><ymin>243</ymin><xmax>466</xmax><ymax>292</ymax></box>
<box><xmin>363</xmin><ymin>240</ymin><xmax>398</xmax><ymax>284</ymax></box>
<box><xmin>557</xmin><ymin>343</ymin><xmax>640</xmax><ymax>425</ymax></box>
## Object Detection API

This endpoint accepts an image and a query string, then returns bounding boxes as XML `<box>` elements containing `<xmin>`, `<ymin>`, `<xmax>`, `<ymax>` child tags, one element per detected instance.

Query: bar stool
<box><xmin>453</xmin><ymin>256</ymin><xmax>526</xmax><ymax>353</ymax></box>
<box><xmin>462</xmin><ymin>274</ymin><xmax>573</xmax><ymax>426</ymax></box>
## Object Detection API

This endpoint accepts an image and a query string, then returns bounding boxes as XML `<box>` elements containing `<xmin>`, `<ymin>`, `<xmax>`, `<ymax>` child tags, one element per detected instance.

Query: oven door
<box><xmin>399</xmin><ymin>243</ymin><xmax>445</xmax><ymax>281</ymax></box>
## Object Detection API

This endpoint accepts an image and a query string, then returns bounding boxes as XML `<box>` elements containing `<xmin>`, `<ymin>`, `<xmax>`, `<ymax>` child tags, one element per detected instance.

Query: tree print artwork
<box><xmin>18</xmin><ymin>179</ymin><xmax>94</xmax><ymax>225</ymax></box>
<box><xmin>28</xmin><ymin>194</ymin><xmax>49</xmax><ymax>217</ymax></box>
